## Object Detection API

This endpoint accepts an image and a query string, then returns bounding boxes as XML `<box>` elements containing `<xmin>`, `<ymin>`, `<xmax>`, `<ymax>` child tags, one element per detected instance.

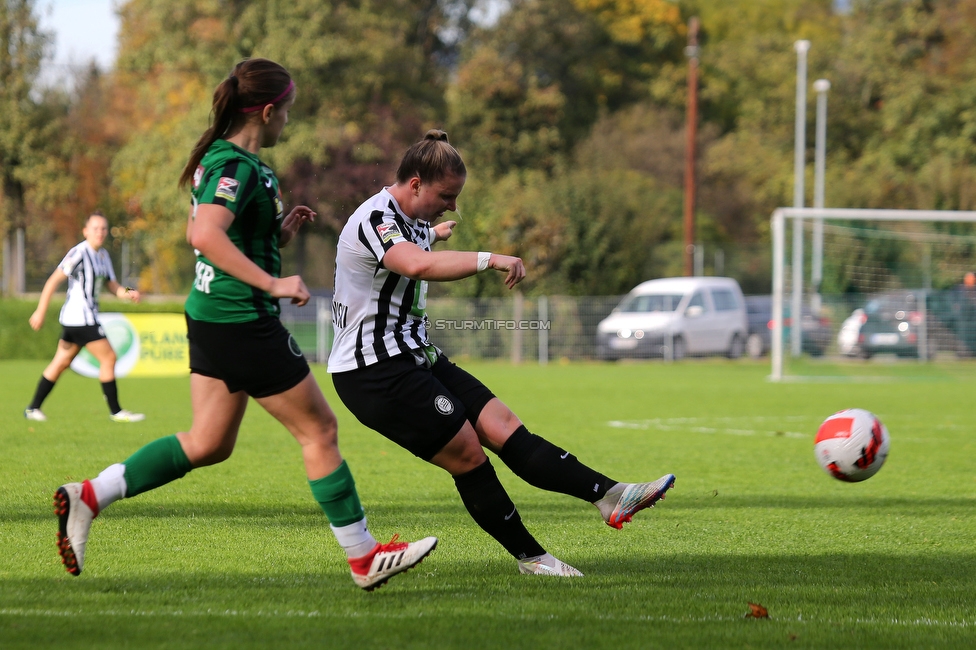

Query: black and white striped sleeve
<box><xmin>100</xmin><ymin>250</ymin><xmax>117</xmax><ymax>283</ymax></box>
<box><xmin>359</xmin><ymin>210</ymin><xmax>409</xmax><ymax>264</ymax></box>
<box><xmin>57</xmin><ymin>246</ymin><xmax>83</xmax><ymax>276</ymax></box>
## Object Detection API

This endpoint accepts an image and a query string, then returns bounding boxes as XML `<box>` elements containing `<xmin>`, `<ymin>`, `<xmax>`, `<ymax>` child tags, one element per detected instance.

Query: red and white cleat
<box><xmin>54</xmin><ymin>481</ymin><xmax>99</xmax><ymax>576</ymax></box>
<box><xmin>348</xmin><ymin>534</ymin><xmax>437</xmax><ymax>591</ymax></box>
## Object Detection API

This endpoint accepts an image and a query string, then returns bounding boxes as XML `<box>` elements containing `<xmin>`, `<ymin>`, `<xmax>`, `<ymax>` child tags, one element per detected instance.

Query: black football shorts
<box><xmin>332</xmin><ymin>353</ymin><xmax>496</xmax><ymax>461</ymax></box>
<box><xmin>186</xmin><ymin>313</ymin><xmax>310</xmax><ymax>398</ymax></box>
<box><xmin>60</xmin><ymin>324</ymin><xmax>107</xmax><ymax>347</ymax></box>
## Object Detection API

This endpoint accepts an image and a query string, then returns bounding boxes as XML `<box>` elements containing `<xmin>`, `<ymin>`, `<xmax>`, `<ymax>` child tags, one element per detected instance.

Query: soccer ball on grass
<box><xmin>814</xmin><ymin>408</ymin><xmax>890</xmax><ymax>482</ymax></box>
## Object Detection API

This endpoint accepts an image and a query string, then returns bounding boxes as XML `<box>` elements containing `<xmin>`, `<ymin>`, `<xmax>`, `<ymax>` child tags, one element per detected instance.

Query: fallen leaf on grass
<box><xmin>745</xmin><ymin>602</ymin><xmax>769</xmax><ymax>619</ymax></box>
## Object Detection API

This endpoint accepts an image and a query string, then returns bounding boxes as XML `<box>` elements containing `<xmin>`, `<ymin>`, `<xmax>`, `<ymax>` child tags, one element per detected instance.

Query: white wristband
<box><xmin>477</xmin><ymin>251</ymin><xmax>492</xmax><ymax>273</ymax></box>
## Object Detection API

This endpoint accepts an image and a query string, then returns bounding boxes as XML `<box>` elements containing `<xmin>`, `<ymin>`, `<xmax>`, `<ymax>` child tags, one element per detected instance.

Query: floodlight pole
<box><xmin>791</xmin><ymin>40</ymin><xmax>810</xmax><ymax>357</ymax></box>
<box><xmin>811</xmin><ymin>78</ymin><xmax>831</xmax><ymax>316</ymax></box>
<box><xmin>683</xmin><ymin>17</ymin><xmax>700</xmax><ymax>278</ymax></box>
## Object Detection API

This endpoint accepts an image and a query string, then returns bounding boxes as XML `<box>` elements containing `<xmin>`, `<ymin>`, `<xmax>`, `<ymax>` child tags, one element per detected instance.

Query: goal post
<box><xmin>770</xmin><ymin>207</ymin><xmax>976</xmax><ymax>381</ymax></box>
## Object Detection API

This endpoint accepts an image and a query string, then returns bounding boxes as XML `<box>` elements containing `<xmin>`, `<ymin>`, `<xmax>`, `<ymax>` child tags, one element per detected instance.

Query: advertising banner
<box><xmin>70</xmin><ymin>313</ymin><xmax>188</xmax><ymax>378</ymax></box>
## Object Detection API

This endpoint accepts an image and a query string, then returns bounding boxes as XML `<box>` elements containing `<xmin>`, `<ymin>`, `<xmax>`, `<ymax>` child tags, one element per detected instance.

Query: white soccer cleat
<box><xmin>109</xmin><ymin>409</ymin><xmax>145</xmax><ymax>423</ymax></box>
<box><xmin>53</xmin><ymin>481</ymin><xmax>98</xmax><ymax>576</ymax></box>
<box><xmin>596</xmin><ymin>474</ymin><xmax>676</xmax><ymax>530</ymax></box>
<box><xmin>348</xmin><ymin>534</ymin><xmax>437</xmax><ymax>591</ymax></box>
<box><xmin>24</xmin><ymin>408</ymin><xmax>47</xmax><ymax>422</ymax></box>
<box><xmin>517</xmin><ymin>553</ymin><xmax>584</xmax><ymax>577</ymax></box>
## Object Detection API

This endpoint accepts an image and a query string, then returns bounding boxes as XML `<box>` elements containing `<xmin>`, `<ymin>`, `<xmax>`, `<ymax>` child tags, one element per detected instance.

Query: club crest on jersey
<box><xmin>193</xmin><ymin>165</ymin><xmax>204</xmax><ymax>189</ymax></box>
<box><xmin>274</xmin><ymin>195</ymin><xmax>284</xmax><ymax>220</ymax></box>
<box><xmin>215</xmin><ymin>177</ymin><xmax>240</xmax><ymax>202</ymax></box>
<box><xmin>434</xmin><ymin>395</ymin><xmax>455</xmax><ymax>416</ymax></box>
<box><xmin>376</xmin><ymin>221</ymin><xmax>403</xmax><ymax>243</ymax></box>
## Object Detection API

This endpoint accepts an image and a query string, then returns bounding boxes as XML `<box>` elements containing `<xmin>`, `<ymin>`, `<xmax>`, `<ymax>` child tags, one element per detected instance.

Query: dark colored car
<box><xmin>840</xmin><ymin>288</ymin><xmax>976</xmax><ymax>360</ymax></box>
<box><xmin>857</xmin><ymin>291</ymin><xmax>943</xmax><ymax>358</ymax></box>
<box><xmin>929</xmin><ymin>286</ymin><xmax>976</xmax><ymax>357</ymax></box>
<box><xmin>744</xmin><ymin>295</ymin><xmax>832</xmax><ymax>358</ymax></box>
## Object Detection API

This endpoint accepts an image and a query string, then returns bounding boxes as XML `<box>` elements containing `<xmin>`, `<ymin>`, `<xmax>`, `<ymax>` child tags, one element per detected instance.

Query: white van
<box><xmin>595</xmin><ymin>277</ymin><xmax>748</xmax><ymax>360</ymax></box>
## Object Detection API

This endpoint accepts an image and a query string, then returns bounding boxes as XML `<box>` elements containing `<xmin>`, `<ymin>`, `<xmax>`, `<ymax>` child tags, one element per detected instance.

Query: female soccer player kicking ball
<box><xmin>328</xmin><ymin>130</ymin><xmax>675</xmax><ymax>577</ymax></box>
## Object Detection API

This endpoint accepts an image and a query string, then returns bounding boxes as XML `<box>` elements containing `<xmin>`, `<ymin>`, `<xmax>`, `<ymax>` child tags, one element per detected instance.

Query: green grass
<box><xmin>2</xmin><ymin>358</ymin><xmax>975</xmax><ymax>648</ymax></box>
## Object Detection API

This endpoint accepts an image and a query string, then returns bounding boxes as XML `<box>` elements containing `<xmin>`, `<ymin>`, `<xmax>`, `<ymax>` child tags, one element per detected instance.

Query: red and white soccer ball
<box><xmin>814</xmin><ymin>408</ymin><xmax>890</xmax><ymax>482</ymax></box>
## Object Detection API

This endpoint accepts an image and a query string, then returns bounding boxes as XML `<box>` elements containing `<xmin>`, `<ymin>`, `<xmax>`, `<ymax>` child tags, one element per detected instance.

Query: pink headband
<box><xmin>239</xmin><ymin>80</ymin><xmax>295</xmax><ymax>113</ymax></box>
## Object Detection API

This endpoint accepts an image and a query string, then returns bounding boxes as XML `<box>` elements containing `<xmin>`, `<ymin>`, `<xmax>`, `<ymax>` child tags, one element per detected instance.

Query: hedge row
<box><xmin>0</xmin><ymin>297</ymin><xmax>184</xmax><ymax>360</ymax></box>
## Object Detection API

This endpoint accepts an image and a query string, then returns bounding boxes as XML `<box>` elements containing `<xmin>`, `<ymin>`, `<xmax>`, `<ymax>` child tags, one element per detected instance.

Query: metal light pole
<box><xmin>791</xmin><ymin>40</ymin><xmax>810</xmax><ymax>357</ymax></box>
<box><xmin>683</xmin><ymin>17</ymin><xmax>700</xmax><ymax>277</ymax></box>
<box><xmin>811</xmin><ymin>78</ymin><xmax>830</xmax><ymax>315</ymax></box>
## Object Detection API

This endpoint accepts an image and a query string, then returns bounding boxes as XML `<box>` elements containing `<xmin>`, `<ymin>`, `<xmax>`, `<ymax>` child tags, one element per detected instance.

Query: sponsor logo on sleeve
<box><xmin>376</xmin><ymin>221</ymin><xmax>403</xmax><ymax>243</ymax></box>
<box><xmin>215</xmin><ymin>177</ymin><xmax>240</xmax><ymax>202</ymax></box>
<box><xmin>193</xmin><ymin>165</ymin><xmax>204</xmax><ymax>189</ymax></box>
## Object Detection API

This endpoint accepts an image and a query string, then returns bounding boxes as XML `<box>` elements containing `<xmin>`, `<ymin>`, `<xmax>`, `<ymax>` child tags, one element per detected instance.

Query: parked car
<box><xmin>929</xmin><ymin>285</ymin><xmax>976</xmax><ymax>357</ymax></box>
<box><xmin>856</xmin><ymin>291</ymin><xmax>937</xmax><ymax>359</ymax></box>
<box><xmin>743</xmin><ymin>295</ymin><xmax>832</xmax><ymax>358</ymax></box>
<box><xmin>837</xmin><ymin>308</ymin><xmax>865</xmax><ymax>357</ymax></box>
<box><xmin>595</xmin><ymin>277</ymin><xmax>748</xmax><ymax>360</ymax></box>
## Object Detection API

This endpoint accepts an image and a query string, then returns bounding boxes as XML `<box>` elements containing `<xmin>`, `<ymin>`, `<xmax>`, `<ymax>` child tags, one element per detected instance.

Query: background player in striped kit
<box><xmin>50</xmin><ymin>58</ymin><xmax>435</xmax><ymax>591</ymax></box>
<box><xmin>25</xmin><ymin>211</ymin><xmax>144</xmax><ymax>423</ymax></box>
<box><xmin>329</xmin><ymin>130</ymin><xmax>675</xmax><ymax>577</ymax></box>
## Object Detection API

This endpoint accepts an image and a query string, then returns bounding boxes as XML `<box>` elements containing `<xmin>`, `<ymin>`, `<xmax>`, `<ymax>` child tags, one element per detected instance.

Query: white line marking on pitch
<box><xmin>607</xmin><ymin>416</ymin><xmax>950</xmax><ymax>442</ymax></box>
<box><xmin>607</xmin><ymin>417</ymin><xmax>808</xmax><ymax>438</ymax></box>
<box><xmin>1</xmin><ymin>608</ymin><xmax>973</xmax><ymax>628</ymax></box>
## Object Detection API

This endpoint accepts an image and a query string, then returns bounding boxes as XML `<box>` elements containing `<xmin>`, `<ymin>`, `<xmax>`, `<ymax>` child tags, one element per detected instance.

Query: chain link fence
<box><xmin>284</xmin><ymin>288</ymin><xmax>976</xmax><ymax>366</ymax></box>
<box><xmin>281</xmin><ymin>294</ymin><xmax>625</xmax><ymax>364</ymax></box>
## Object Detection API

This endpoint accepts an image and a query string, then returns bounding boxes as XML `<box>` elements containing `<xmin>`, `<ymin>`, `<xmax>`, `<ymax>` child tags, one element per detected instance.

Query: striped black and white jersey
<box><xmin>328</xmin><ymin>188</ymin><xmax>434</xmax><ymax>372</ymax></box>
<box><xmin>57</xmin><ymin>241</ymin><xmax>117</xmax><ymax>327</ymax></box>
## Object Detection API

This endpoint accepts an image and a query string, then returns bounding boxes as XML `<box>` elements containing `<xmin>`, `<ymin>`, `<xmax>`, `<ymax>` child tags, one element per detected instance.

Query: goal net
<box><xmin>770</xmin><ymin>208</ymin><xmax>976</xmax><ymax>381</ymax></box>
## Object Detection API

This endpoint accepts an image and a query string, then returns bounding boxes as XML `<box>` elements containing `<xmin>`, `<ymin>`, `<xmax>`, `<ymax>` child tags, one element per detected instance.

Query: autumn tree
<box><xmin>0</xmin><ymin>0</ymin><xmax>51</xmax><ymax>289</ymax></box>
<box><xmin>105</xmin><ymin>0</ymin><xmax>471</xmax><ymax>291</ymax></box>
<box><xmin>448</xmin><ymin>0</ymin><xmax>686</xmax><ymax>177</ymax></box>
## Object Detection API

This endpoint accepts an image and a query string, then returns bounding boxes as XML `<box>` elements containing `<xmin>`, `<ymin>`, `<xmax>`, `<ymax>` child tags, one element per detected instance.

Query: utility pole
<box><xmin>811</xmin><ymin>78</ymin><xmax>831</xmax><ymax>315</ymax></box>
<box><xmin>683</xmin><ymin>17</ymin><xmax>700</xmax><ymax>277</ymax></box>
<box><xmin>791</xmin><ymin>39</ymin><xmax>811</xmax><ymax>357</ymax></box>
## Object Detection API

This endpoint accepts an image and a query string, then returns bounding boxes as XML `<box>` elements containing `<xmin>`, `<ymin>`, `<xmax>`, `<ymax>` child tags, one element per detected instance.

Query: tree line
<box><xmin>2</xmin><ymin>0</ymin><xmax>975</xmax><ymax>298</ymax></box>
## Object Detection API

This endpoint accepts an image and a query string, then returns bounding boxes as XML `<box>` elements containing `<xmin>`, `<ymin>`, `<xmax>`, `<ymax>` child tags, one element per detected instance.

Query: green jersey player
<box><xmin>52</xmin><ymin>58</ymin><xmax>435</xmax><ymax>591</ymax></box>
<box><xmin>185</xmin><ymin>138</ymin><xmax>285</xmax><ymax>323</ymax></box>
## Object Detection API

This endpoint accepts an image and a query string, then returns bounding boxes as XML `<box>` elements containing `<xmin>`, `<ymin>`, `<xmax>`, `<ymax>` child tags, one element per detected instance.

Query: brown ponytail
<box><xmin>179</xmin><ymin>58</ymin><xmax>294</xmax><ymax>188</ymax></box>
<box><xmin>395</xmin><ymin>129</ymin><xmax>466</xmax><ymax>185</ymax></box>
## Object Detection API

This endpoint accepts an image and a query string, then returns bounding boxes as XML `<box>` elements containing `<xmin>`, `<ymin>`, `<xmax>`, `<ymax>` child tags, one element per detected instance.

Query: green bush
<box><xmin>0</xmin><ymin>299</ymin><xmax>60</xmax><ymax>360</ymax></box>
<box><xmin>0</xmin><ymin>297</ymin><xmax>184</xmax><ymax>360</ymax></box>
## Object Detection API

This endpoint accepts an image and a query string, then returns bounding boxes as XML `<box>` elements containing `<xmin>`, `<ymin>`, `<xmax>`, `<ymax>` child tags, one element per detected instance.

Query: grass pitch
<box><xmin>1</xmin><ymin>358</ymin><xmax>974</xmax><ymax>649</ymax></box>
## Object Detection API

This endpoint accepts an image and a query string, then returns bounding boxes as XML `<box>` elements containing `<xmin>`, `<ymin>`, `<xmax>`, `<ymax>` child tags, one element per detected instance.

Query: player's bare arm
<box><xmin>191</xmin><ymin>203</ymin><xmax>310</xmax><ymax>305</ymax></box>
<box><xmin>383</xmin><ymin>241</ymin><xmax>524</xmax><ymax>288</ymax></box>
<box><xmin>29</xmin><ymin>268</ymin><xmax>69</xmax><ymax>331</ymax></box>
<box><xmin>185</xmin><ymin>206</ymin><xmax>195</xmax><ymax>244</ymax></box>
<box><xmin>106</xmin><ymin>279</ymin><xmax>141</xmax><ymax>303</ymax></box>
<box><xmin>279</xmin><ymin>205</ymin><xmax>316</xmax><ymax>248</ymax></box>
<box><xmin>431</xmin><ymin>219</ymin><xmax>457</xmax><ymax>244</ymax></box>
